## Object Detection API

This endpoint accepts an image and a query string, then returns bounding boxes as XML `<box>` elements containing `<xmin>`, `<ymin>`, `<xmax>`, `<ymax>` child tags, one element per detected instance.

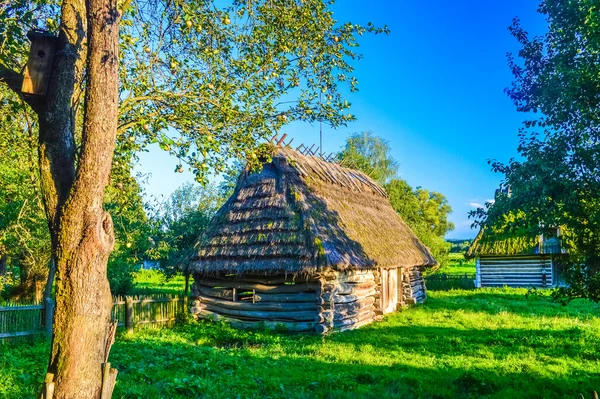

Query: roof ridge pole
<box><xmin>276</xmin><ymin>133</ymin><xmax>288</xmax><ymax>146</ymax></box>
<box><xmin>319</xmin><ymin>91</ymin><xmax>323</xmax><ymax>158</ymax></box>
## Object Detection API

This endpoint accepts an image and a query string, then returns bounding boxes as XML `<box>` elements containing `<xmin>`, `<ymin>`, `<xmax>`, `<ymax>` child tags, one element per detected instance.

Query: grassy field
<box><xmin>2</xmin><ymin>288</ymin><xmax>599</xmax><ymax>399</ymax></box>
<box><xmin>438</xmin><ymin>253</ymin><xmax>476</xmax><ymax>275</ymax></box>
<box><xmin>129</xmin><ymin>269</ymin><xmax>186</xmax><ymax>295</ymax></box>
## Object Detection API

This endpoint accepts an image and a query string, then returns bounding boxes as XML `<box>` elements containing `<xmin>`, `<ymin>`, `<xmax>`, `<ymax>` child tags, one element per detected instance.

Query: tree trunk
<box><xmin>184</xmin><ymin>272</ymin><xmax>190</xmax><ymax>297</ymax></box>
<box><xmin>43</xmin><ymin>258</ymin><xmax>56</xmax><ymax>300</ymax></box>
<box><xmin>40</xmin><ymin>0</ymin><xmax>121</xmax><ymax>397</ymax></box>
<box><xmin>0</xmin><ymin>254</ymin><xmax>7</xmax><ymax>276</ymax></box>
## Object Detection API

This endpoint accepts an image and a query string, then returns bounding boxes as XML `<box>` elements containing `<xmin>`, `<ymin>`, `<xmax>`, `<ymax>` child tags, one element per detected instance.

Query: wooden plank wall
<box><xmin>477</xmin><ymin>255</ymin><xmax>553</xmax><ymax>288</ymax></box>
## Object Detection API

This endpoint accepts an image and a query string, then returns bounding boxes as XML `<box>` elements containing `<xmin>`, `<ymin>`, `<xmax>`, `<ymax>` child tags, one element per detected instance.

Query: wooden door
<box><xmin>381</xmin><ymin>268</ymin><xmax>398</xmax><ymax>314</ymax></box>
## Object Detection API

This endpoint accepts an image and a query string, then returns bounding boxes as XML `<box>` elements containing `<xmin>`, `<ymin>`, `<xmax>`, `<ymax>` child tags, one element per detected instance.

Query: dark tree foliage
<box><xmin>473</xmin><ymin>0</ymin><xmax>600</xmax><ymax>302</ymax></box>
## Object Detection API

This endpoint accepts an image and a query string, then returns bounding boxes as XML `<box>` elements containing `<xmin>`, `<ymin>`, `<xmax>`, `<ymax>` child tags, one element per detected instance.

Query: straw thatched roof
<box><xmin>190</xmin><ymin>145</ymin><xmax>436</xmax><ymax>275</ymax></box>
<box><xmin>465</xmin><ymin>227</ymin><xmax>540</xmax><ymax>259</ymax></box>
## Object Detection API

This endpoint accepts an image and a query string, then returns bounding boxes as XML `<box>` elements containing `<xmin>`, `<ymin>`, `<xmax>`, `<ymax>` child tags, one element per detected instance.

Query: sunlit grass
<box><xmin>129</xmin><ymin>269</ymin><xmax>186</xmax><ymax>295</ymax></box>
<box><xmin>2</xmin><ymin>288</ymin><xmax>599</xmax><ymax>398</ymax></box>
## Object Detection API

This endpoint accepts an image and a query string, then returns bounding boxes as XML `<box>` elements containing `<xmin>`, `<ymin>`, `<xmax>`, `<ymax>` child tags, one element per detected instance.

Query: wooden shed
<box><xmin>466</xmin><ymin>227</ymin><xmax>564</xmax><ymax>288</ymax></box>
<box><xmin>189</xmin><ymin>145</ymin><xmax>437</xmax><ymax>333</ymax></box>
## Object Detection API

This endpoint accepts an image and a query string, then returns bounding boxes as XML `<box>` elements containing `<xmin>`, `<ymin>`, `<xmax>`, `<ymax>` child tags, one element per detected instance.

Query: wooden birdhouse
<box><xmin>21</xmin><ymin>30</ymin><xmax>58</xmax><ymax>96</ymax></box>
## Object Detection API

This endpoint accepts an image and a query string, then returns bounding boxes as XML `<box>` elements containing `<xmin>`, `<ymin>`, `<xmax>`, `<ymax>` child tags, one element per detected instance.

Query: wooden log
<box><xmin>315</xmin><ymin>323</ymin><xmax>329</xmax><ymax>334</ymax></box>
<box><xmin>333</xmin><ymin>310</ymin><xmax>374</xmax><ymax>328</ymax></box>
<box><xmin>199</xmin><ymin>294</ymin><xmax>321</xmax><ymax>312</ymax></box>
<box><xmin>320</xmin><ymin>271</ymin><xmax>375</xmax><ymax>284</ymax></box>
<box><xmin>125</xmin><ymin>297</ymin><xmax>134</xmax><ymax>334</ymax></box>
<box><xmin>202</xmin><ymin>303</ymin><xmax>322</xmax><ymax>322</ymax></box>
<box><xmin>332</xmin><ymin>297</ymin><xmax>375</xmax><ymax>315</ymax></box>
<box><xmin>324</xmin><ymin>281</ymin><xmax>375</xmax><ymax>294</ymax></box>
<box><xmin>322</xmin><ymin>288</ymin><xmax>376</xmax><ymax>304</ymax></box>
<box><xmin>198</xmin><ymin>279</ymin><xmax>319</xmax><ymax>294</ymax></box>
<box><xmin>195</xmin><ymin>286</ymin><xmax>235</xmax><ymax>299</ymax></box>
<box><xmin>199</xmin><ymin>310</ymin><xmax>318</xmax><ymax>332</ymax></box>
<box><xmin>251</xmin><ymin>292</ymin><xmax>324</xmax><ymax>304</ymax></box>
<box><xmin>334</xmin><ymin>305</ymin><xmax>375</xmax><ymax>321</ymax></box>
<box><xmin>337</xmin><ymin>317</ymin><xmax>374</xmax><ymax>332</ymax></box>
<box><xmin>210</xmin><ymin>275</ymin><xmax>317</xmax><ymax>285</ymax></box>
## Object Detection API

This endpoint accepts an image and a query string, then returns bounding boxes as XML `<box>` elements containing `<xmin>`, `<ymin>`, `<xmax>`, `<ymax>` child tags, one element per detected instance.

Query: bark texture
<box><xmin>39</xmin><ymin>0</ymin><xmax>121</xmax><ymax>397</ymax></box>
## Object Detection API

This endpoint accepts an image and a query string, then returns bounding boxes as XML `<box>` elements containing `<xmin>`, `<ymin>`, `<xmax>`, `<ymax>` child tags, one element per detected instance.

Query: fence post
<box><xmin>45</xmin><ymin>297</ymin><xmax>54</xmax><ymax>336</ymax></box>
<box><xmin>126</xmin><ymin>296</ymin><xmax>134</xmax><ymax>334</ymax></box>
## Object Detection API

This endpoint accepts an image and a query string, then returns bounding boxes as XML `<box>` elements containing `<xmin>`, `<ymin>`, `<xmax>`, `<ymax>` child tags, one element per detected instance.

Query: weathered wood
<box><xmin>332</xmin><ymin>297</ymin><xmax>375</xmax><ymax>313</ymax></box>
<box><xmin>320</xmin><ymin>271</ymin><xmax>374</xmax><ymax>284</ymax></box>
<box><xmin>315</xmin><ymin>323</ymin><xmax>329</xmax><ymax>334</ymax></box>
<box><xmin>323</xmin><ymin>281</ymin><xmax>375</xmax><ymax>294</ymax></box>
<box><xmin>337</xmin><ymin>318</ymin><xmax>373</xmax><ymax>332</ymax></box>
<box><xmin>126</xmin><ymin>297</ymin><xmax>134</xmax><ymax>334</ymax></box>
<box><xmin>322</xmin><ymin>288</ymin><xmax>376</xmax><ymax>304</ymax></box>
<box><xmin>202</xmin><ymin>303</ymin><xmax>322</xmax><ymax>322</ymax></box>
<box><xmin>198</xmin><ymin>279</ymin><xmax>319</xmax><ymax>294</ymax></box>
<box><xmin>199</xmin><ymin>294</ymin><xmax>321</xmax><ymax>312</ymax></box>
<box><xmin>211</xmin><ymin>275</ymin><xmax>317</xmax><ymax>285</ymax></box>
<box><xmin>334</xmin><ymin>305</ymin><xmax>375</xmax><ymax>321</ymax></box>
<box><xmin>21</xmin><ymin>31</ymin><xmax>58</xmax><ymax>96</ymax></box>
<box><xmin>333</xmin><ymin>310</ymin><xmax>374</xmax><ymax>328</ymax></box>
<box><xmin>199</xmin><ymin>310</ymin><xmax>318</xmax><ymax>332</ymax></box>
<box><xmin>192</xmin><ymin>286</ymin><xmax>233</xmax><ymax>299</ymax></box>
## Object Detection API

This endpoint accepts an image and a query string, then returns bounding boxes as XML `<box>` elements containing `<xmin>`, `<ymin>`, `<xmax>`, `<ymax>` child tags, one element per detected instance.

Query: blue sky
<box><xmin>136</xmin><ymin>0</ymin><xmax>547</xmax><ymax>239</ymax></box>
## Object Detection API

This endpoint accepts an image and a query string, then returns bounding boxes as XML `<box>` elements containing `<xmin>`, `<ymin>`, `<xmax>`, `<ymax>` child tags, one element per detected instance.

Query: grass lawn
<box><xmin>436</xmin><ymin>253</ymin><xmax>476</xmax><ymax>275</ymax></box>
<box><xmin>129</xmin><ymin>270</ymin><xmax>186</xmax><ymax>295</ymax></box>
<box><xmin>2</xmin><ymin>288</ymin><xmax>599</xmax><ymax>399</ymax></box>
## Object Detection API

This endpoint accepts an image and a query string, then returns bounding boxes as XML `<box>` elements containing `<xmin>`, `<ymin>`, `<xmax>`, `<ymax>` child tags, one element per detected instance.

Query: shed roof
<box><xmin>190</xmin><ymin>145</ymin><xmax>436</xmax><ymax>275</ymax></box>
<box><xmin>465</xmin><ymin>227</ymin><xmax>540</xmax><ymax>259</ymax></box>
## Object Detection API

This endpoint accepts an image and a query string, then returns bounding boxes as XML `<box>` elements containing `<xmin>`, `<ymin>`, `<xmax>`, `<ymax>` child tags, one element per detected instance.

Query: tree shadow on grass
<box><xmin>106</xmin><ymin>327</ymin><xmax>599</xmax><ymax>399</ymax></box>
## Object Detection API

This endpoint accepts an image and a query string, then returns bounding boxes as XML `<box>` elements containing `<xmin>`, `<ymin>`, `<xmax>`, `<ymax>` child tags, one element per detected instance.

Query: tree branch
<box><xmin>0</xmin><ymin>65</ymin><xmax>23</xmax><ymax>94</ymax></box>
<box><xmin>0</xmin><ymin>65</ymin><xmax>43</xmax><ymax>112</ymax></box>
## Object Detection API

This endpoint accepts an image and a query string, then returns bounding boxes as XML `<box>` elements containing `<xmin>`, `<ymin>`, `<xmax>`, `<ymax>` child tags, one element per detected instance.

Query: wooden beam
<box><xmin>276</xmin><ymin>133</ymin><xmax>287</xmax><ymax>146</ymax></box>
<box><xmin>198</xmin><ymin>294</ymin><xmax>321</xmax><ymax>312</ymax></box>
<box><xmin>201</xmin><ymin>303</ymin><xmax>323</xmax><ymax>322</ymax></box>
<box><xmin>199</xmin><ymin>310</ymin><xmax>318</xmax><ymax>332</ymax></box>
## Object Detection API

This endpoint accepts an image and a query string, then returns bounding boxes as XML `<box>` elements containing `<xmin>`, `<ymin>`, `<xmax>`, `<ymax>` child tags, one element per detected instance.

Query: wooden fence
<box><xmin>425</xmin><ymin>273</ymin><xmax>476</xmax><ymax>291</ymax></box>
<box><xmin>0</xmin><ymin>294</ymin><xmax>185</xmax><ymax>341</ymax></box>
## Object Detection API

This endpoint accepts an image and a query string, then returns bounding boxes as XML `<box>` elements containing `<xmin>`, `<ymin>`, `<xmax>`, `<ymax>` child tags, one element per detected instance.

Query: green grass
<box><xmin>129</xmin><ymin>270</ymin><xmax>186</xmax><ymax>295</ymax></box>
<box><xmin>437</xmin><ymin>253</ymin><xmax>476</xmax><ymax>275</ymax></box>
<box><xmin>2</xmin><ymin>288</ymin><xmax>599</xmax><ymax>399</ymax></box>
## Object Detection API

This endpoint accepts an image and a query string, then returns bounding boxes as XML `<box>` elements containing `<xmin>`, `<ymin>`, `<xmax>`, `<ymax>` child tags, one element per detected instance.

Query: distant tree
<box><xmin>147</xmin><ymin>183</ymin><xmax>224</xmax><ymax>295</ymax></box>
<box><xmin>473</xmin><ymin>0</ymin><xmax>600</xmax><ymax>302</ymax></box>
<box><xmin>0</xmin><ymin>95</ymin><xmax>50</xmax><ymax>300</ymax></box>
<box><xmin>337</xmin><ymin>131</ymin><xmax>398</xmax><ymax>185</ymax></box>
<box><xmin>386</xmin><ymin>179</ymin><xmax>454</xmax><ymax>268</ymax></box>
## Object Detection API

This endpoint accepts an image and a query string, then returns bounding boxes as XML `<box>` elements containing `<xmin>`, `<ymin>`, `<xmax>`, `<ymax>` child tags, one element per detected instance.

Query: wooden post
<box><xmin>125</xmin><ymin>297</ymin><xmax>134</xmax><ymax>334</ymax></box>
<box><xmin>44</xmin><ymin>297</ymin><xmax>54</xmax><ymax>336</ymax></box>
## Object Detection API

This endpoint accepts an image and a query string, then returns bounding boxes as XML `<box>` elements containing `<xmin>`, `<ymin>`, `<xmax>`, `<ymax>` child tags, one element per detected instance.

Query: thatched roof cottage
<box><xmin>467</xmin><ymin>224</ymin><xmax>564</xmax><ymax>288</ymax></box>
<box><xmin>189</xmin><ymin>145</ymin><xmax>436</xmax><ymax>333</ymax></box>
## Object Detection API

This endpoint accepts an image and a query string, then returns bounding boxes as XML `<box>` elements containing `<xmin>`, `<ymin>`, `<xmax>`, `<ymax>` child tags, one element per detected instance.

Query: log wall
<box><xmin>401</xmin><ymin>267</ymin><xmax>427</xmax><ymax>305</ymax></box>
<box><xmin>192</xmin><ymin>268</ymin><xmax>425</xmax><ymax>334</ymax></box>
<box><xmin>191</xmin><ymin>275</ymin><xmax>322</xmax><ymax>333</ymax></box>
<box><xmin>318</xmin><ymin>270</ymin><xmax>376</xmax><ymax>333</ymax></box>
<box><xmin>476</xmin><ymin>255</ymin><xmax>553</xmax><ymax>288</ymax></box>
